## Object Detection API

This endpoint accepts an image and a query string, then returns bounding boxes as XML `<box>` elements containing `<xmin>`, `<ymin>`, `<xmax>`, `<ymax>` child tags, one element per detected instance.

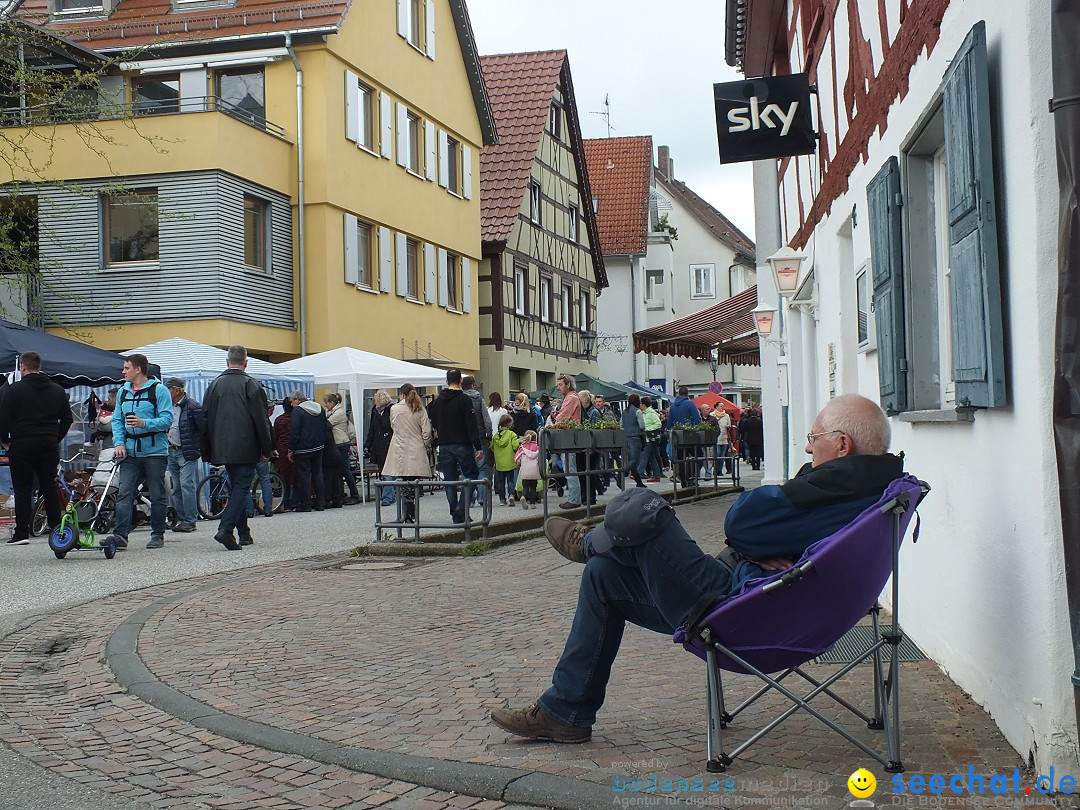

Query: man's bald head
<box><xmin>805</xmin><ymin>394</ymin><xmax>890</xmax><ymax>467</ymax></box>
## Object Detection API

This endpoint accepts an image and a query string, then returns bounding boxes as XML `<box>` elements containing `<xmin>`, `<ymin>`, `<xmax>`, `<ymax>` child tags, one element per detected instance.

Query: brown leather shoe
<box><xmin>544</xmin><ymin>517</ymin><xmax>589</xmax><ymax>563</ymax></box>
<box><xmin>490</xmin><ymin>703</ymin><xmax>591</xmax><ymax>743</ymax></box>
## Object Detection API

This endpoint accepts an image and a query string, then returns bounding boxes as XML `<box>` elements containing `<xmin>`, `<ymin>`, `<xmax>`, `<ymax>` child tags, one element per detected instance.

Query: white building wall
<box><xmin>765</xmin><ymin>0</ymin><xmax>1073</xmax><ymax>770</ymax></box>
<box><xmin>596</xmin><ymin>255</ymin><xmax>641</xmax><ymax>383</ymax></box>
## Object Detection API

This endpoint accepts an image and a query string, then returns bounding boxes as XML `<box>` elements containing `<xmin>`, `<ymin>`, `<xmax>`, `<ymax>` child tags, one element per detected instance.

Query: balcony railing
<box><xmin>0</xmin><ymin>95</ymin><xmax>288</xmax><ymax>140</ymax></box>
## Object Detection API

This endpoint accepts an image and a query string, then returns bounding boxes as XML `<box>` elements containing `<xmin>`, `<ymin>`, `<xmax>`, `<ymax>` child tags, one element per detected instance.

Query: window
<box><xmin>357</xmin><ymin>221</ymin><xmax>372</xmax><ymax>288</ymax></box>
<box><xmin>540</xmin><ymin>274</ymin><xmax>551</xmax><ymax>322</ymax></box>
<box><xmin>867</xmin><ymin>22</ymin><xmax>1005</xmax><ymax>415</ymax></box>
<box><xmin>396</xmin><ymin>0</ymin><xmax>434</xmax><ymax>57</ymax></box>
<box><xmin>579</xmin><ymin>290</ymin><xmax>588</xmax><ymax>332</ymax></box>
<box><xmin>56</xmin><ymin>0</ymin><xmax>102</xmax><ymax>12</ymax></box>
<box><xmin>243</xmin><ymin>196</ymin><xmax>268</xmax><ymax>271</ymax></box>
<box><xmin>690</xmin><ymin>263</ymin><xmax>715</xmax><ymax>298</ymax></box>
<box><xmin>407</xmin><ymin>111</ymin><xmax>421</xmax><ymax>173</ymax></box>
<box><xmin>855</xmin><ymin>261</ymin><xmax>875</xmax><ymax>351</ymax></box>
<box><xmin>568</xmin><ymin>204</ymin><xmax>578</xmax><ymax>243</ymax></box>
<box><xmin>561</xmin><ymin>282</ymin><xmax>572</xmax><ymax>328</ymax></box>
<box><xmin>105</xmin><ymin>190</ymin><xmax>158</xmax><ymax>265</ymax></box>
<box><xmin>446</xmin><ymin>252</ymin><xmax>459</xmax><ymax>310</ymax></box>
<box><xmin>446</xmin><ymin>135</ymin><xmax>460</xmax><ymax>194</ymax></box>
<box><xmin>357</xmin><ymin>81</ymin><xmax>374</xmax><ymax>149</ymax></box>
<box><xmin>408</xmin><ymin>0</ymin><xmax>423</xmax><ymax>46</ymax></box>
<box><xmin>216</xmin><ymin>68</ymin><xmax>265</xmax><ymax>126</ymax></box>
<box><xmin>133</xmin><ymin>75</ymin><xmax>179</xmax><ymax>115</ymax></box>
<box><xmin>514</xmin><ymin>261</ymin><xmax>528</xmax><ymax>315</ymax></box>
<box><xmin>530</xmin><ymin>181</ymin><xmax>541</xmax><ymax>225</ymax></box>
<box><xmin>549</xmin><ymin>103</ymin><xmax>562</xmax><ymax>141</ymax></box>
<box><xmin>645</xmin><ymin>268</ymin><xmax>664</xmax><ymax>309</ymax></box>
<box><xmin>406</xmin><ymin>237</ymin><xmax>420</xmax><ymax>299</ymax></box>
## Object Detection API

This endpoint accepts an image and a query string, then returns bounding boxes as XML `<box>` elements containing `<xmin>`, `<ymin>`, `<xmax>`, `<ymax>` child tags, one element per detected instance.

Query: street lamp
<box><xmin>766</xmin><ymin>246</ymin><xmax>806</xmax><ymax>298</ymax></box>
<box><xmin>751</xmin><ymin>302</ymin><xmax>785</xmax><ymax>349</ymax></box>
<box><xmin>581</xmin><ymin>330</ymin><xmax>597</xmax><ymax>358</ymax></box>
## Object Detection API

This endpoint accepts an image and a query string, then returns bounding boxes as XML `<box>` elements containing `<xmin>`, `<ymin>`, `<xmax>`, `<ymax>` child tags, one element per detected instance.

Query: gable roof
<box><xmin>479</xmin><ymin>49</ymin><xmax>605</xmax><ymax>287</ymax></box>
<box><xmin>654</xmin><ymin>164</ymin><xmax>755</xmax><ymax>263</ymax></box>
<box><xmin>582</xmin><ymin>135</ymin><xmax>652</xmax><ymax>256</ymax></box>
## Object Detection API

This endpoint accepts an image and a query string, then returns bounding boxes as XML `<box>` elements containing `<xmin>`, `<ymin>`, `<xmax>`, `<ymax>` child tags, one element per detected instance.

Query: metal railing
<box><xmin>669</xmin><ymin>437</ymin><xmax>741</xmax><ymax>501</ymax></box>
<box><xmin>0</xmin><ymin>95</ymin><xmax>288</xmax><ymax>139</ymax></box>
<box><xmin>373</xmin><ymin>477</ymin><xmax>492</xmax><ymax>545</ymax></box>
<box><xmin>539</xmin><ymin>430</ymin><xmax>625</xmax><ymax>521</ymax></box>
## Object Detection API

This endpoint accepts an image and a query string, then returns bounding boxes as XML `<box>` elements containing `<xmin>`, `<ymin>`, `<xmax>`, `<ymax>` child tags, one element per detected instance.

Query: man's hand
<box><xmin>287</xmin><ymin>451</ymin><xmax>294</xmax><ymax>461</ymax></box>
<box><xmin>475</xmin><ymin>450</ymin><xmax>483</xmax><ymax>460</ymax></box>
<box><xmin>756</xmin><ymin>556</ymin><xmax>795</xmax><ymax>572</ymax></box>
<box><xmin>114</xmin><ymin>444</ymin><xmax>127</xmax><ymax>460</ymax></box>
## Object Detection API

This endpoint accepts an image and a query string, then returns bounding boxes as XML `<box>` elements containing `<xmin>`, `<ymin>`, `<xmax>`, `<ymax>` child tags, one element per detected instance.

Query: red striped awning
<box><xmin>633</xmin><ymin>285</ymin><xmax>760</xmax><ymax>365</ymax></box>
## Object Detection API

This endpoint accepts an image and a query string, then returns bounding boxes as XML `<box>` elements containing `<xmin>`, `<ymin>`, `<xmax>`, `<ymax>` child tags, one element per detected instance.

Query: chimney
<box><xmin>657</xmin><ymin>145</ymin><xmax>674</xmax><ymax>179</ymax></box>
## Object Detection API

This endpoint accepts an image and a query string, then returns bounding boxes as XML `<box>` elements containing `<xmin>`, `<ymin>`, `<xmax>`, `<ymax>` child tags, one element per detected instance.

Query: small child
<box><xmin>491</xmin><ymin>413</ymin><xmax>520</xmax><ymax>506</ymax></box>
<box><xmin>515</xmin><ymin>430</ymin><xmax>541</xmax><ymax>509</ymax></box>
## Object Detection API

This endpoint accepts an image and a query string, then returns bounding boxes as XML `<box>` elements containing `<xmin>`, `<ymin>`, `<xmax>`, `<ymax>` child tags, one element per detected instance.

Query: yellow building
<box><xmin>3</xmin><ymin>0</ymin><xmax>496</xmax><ymax>367</ymax></box>
<box><xmin>476</xmin><ymin>51</ymin><xmax>606</xmax><ymax>396</ymax></box>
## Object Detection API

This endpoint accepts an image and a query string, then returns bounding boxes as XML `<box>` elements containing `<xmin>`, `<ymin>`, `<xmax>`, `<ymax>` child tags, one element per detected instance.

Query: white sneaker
<box><xmin>6</xmin><ymin>536</ymin><xmax>29</xmax><ymax>546</ymax></box>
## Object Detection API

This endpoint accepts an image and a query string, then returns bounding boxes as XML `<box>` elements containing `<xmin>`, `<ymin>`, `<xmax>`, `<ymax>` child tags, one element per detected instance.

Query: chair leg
<box><xmin>869</xmin><ymin>605</ymin><xmax>886</xmax><ymax>729</ymax></box>
<box><xmin>705</xmin><ymin>644</ymin><xmax>732</xmax><ymax>772</ymax></box>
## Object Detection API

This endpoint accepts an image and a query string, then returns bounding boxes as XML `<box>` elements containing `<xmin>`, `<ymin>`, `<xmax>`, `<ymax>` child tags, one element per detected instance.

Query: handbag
<box><xmin>645</xmin><ymin>428</ymin><xmax>664</xmax><ymax>445</ymax></box>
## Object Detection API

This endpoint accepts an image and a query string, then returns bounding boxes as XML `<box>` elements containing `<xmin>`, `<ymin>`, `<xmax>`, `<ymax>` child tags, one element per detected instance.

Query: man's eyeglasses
<box><xmin>806</xmin><ymin>430</ymin><xmax>843</xmax><ymax>444</ymax></box>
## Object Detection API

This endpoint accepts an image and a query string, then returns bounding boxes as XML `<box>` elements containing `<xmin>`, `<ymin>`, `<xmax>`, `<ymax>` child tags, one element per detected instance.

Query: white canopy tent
<box><xmin>280</xmin><ymin>347</ymin><xmax>448</xmax><ymax>501</ymax></box>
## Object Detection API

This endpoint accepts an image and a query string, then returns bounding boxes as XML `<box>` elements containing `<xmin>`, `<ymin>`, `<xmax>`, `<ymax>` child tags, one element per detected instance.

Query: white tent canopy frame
<box><xmin>279</xmin><ymin>347</ymin><xmax>447</xmax><ymax>502</ymax></box>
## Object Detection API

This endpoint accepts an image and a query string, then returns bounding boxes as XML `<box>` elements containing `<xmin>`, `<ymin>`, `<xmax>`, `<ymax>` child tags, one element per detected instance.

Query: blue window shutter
<box><xmin>943</xmin><ymin>21</ymin><xmax>1006</xmax><ymax>408</ymax></box>
<box><xmin>867</xmin><ymin>156</ymin><xmax>907</xmax><ymax>414</ymax></box>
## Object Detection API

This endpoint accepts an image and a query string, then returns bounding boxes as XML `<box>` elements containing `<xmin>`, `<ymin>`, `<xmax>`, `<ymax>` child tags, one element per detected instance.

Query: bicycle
<box><xmin>30</xmin><ymin>451</ymin><xmax>116</xmax><ymax>537</ymax></box>
<box><xmin>197</xmin><ymin>465</ymin><xmax>284</xmax><ymax>520</ymax></box>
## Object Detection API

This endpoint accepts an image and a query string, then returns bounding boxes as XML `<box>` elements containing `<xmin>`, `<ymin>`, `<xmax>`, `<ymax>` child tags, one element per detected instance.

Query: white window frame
<box><xmin>357</xmin><ymin>220</ymin><xmax>373</xmax><ymax>289</ymax></box>
<box><xmin>529</xmin><ymin>181</ymin><xmax>541</xmax><ymax>225</ymax></box>
<box><xmin>690</xmin><ymin>263</ymin><xmax>715</xmax><ymax>299</ymax></box>
<box><xmin>540</xmin><ymin>274</ymin><xmax>551</xmax><ymax>322</ymax></box>
<box><xmin>104</xmin><ymin>189</ymin><xmax>160</xmax><ymax>267</ymax></box>
<box><xmin>550</xmin><ymin>102</ymin><xmax>562</xmax><ymax>141</ymax></box>
<box><xmin>579</xmin><ymin>289</ymin><xmax>588</xmax><ymax>333</ymax></box>
<box><xmin>446</xmin><ymin>134</ymin><xmax>460</xmax><ymax>194</ymax></box>
<box><xmin>561</xmin><ymin>282</ymin><xmax>572</xmax><ymax>328</ymax></box>
<box><xmin>645</xmin><ymin>268</ymin><xmax>664</xmax><ymax>309</ymax></box>
<box><xmin>855</xmin><ymin>260</ymin><xmax>875</xmax><ymax>352</ymax></box>
<box><xmin>242</xmin><ymin>194</ymin><xmax>269</xmax><ymax>273</ymax></box>
<box><xmin>568</xmin><ymin>203</ymin><xmax>578</xmax><ymax>243</ymax></box>
<box><xmin>407</xmin><ymin>111</ymin><xmax>421</xmax><ymax>174</ymax></box>
<box><xmin>446</xmin><ymin>251</ymin><xmax>459</xmax><ymax>312</ymax></box>
<box><xmin>406</xmin><ymin>236</ymin><xmax>420</xmax><ymax>300</ymax></box>
<box><xmin>514</xmin><ymin>261</ymin><xmax>527</xmax><ymax>315</ymax></box>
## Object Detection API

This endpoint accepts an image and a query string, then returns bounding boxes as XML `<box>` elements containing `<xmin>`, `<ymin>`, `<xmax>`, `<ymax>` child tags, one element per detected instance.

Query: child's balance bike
<box><xmin>49</xmin><ymin>454</ymin><xmax>120</xmax><ymax>560</ymax></box>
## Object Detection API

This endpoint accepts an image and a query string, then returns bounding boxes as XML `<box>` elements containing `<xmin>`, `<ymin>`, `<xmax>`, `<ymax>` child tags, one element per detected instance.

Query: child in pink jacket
<box><xmin>515</xmin><ymin>430</ymin><xmax>541</xmax><ymax>509</ymax></box>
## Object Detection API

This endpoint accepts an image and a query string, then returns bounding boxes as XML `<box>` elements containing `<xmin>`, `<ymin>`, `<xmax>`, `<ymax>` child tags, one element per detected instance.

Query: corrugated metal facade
<box><xmin>36</xmin><ymin>171</ymin><xmax>294</xmax><ymax>328</ymax></box>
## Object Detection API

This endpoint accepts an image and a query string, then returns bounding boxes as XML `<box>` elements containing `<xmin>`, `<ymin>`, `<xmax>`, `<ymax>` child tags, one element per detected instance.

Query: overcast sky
<box><xmin>465</xmin><ymin>0</ymin><xmax>757</xmax><ymax>242</ymax></box>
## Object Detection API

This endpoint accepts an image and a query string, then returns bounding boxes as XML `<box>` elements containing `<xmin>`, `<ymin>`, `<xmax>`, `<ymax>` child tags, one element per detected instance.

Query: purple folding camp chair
<box><xmin>673</xmin><ymin>474</ymin><xmax>928</xmax><ymax>773</ymax></box>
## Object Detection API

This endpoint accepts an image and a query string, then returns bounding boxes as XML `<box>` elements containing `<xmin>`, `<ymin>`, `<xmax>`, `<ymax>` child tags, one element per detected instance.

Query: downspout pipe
<box><xmin>285</xmin><ymin>33</ymin><xmax>307</xmax><ymax>356</ymax></box>
<box><xmin>1050</xmin><ymin>0</ymin><xmax>1080</xmax><ymax>754</ymax></box>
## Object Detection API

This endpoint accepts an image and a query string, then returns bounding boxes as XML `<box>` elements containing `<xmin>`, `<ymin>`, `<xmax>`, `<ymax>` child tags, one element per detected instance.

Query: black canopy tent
<box><xmin>0</xmin><ymin>320</ymin><xmax>125</xmax><ymax>387</ymax></box>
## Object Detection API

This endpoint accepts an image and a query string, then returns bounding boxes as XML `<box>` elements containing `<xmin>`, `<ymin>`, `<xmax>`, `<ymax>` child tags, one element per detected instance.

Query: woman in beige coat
<box><xmin>381</xmin><ymin>383</ymin><xmax>432</xmax><ymax>523</ymax></box>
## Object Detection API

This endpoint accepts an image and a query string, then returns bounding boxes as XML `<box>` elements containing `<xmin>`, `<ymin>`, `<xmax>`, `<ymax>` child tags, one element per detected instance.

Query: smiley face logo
<box><xmin>848</xmin><ymin>768</ymin><xmax>876</xmax><ymax>798</ymax></box>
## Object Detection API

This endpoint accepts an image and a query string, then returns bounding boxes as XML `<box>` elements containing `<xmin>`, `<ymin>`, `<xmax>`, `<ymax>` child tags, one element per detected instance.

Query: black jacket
<box><xmin>321</xmin><ymin>418</ymin><xmax>342</xmax><ymax>467</ymax></box>
<box><xmin>509</xmin><ymin>407</ymin><xmax>534</xmax><ymax>437</ymax></box>
<box><xmin>366</xmin><ymin>404</ymin><xmax>392</xmax><ymax>467</ymax></box>
<box><xmin>175</xmin><ymin>395</ymin><xmax>203</xmax><ymax>461</ymax></box>
<box><xmin>0</xmin><ymin>372</ymin><xmax>73</xmax><ymax>445</ymax></box>
<box><xmin>428</xmin><ymin>387</ymin><xmax>480</xmax><ymax>450</ymax></box>
<box><xmin>201</xmin><ymin>369</ymin><xmax>272</xmax><ymax>465</ymax></box>
<box><xmin>289</xmin><ymin>400</ymin><xmax>326</xmax><ymax>454</ymax></box>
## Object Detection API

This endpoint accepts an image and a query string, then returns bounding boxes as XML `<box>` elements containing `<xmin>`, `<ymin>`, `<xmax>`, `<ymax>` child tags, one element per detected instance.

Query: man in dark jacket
<box><xmin>490</xmin><ymin>394</ymin><xmax>904</xmax><ymax>744</ymax></box>
<box><xmin>0</xmin><ymin>351</ymin><xmax>73</xmax><ymax>545</ymax></box>
<box><xmin>667</xmin><ymin>386</ymin><xmax>701</xmax><ymax>486</ymax></box>
<box><xmin>428</xmin><ymin>369</ymin><xmax>481</xmax><ymax>523</ymax></box>
<box><xmin>288</xmin><ymin>391</ymin><xmax>326</xmax><ymax>513</ymax></box>
<box><xmin>165</xmin><ymin>377</ymin><xmax>201</xmax><ymax>533</ymax></box>
<box><xmin>202</xmin><ymin>346</ymin><xmax>272</xmax><ymax>550</ymax></box>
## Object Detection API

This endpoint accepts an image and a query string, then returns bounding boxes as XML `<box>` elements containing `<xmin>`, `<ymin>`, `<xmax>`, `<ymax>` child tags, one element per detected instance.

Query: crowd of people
<box><xmin>0</xmin><ymin>347</ymin><xmax>766</xmax><ymax>547</ymax></box>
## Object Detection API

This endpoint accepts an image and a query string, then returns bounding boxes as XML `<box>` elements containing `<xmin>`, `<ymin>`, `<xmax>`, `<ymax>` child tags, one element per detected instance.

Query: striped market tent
<box><xmin>632</xmin><ymin>285</ymin><xmax>761</xmax><ymax>366</ymax></box>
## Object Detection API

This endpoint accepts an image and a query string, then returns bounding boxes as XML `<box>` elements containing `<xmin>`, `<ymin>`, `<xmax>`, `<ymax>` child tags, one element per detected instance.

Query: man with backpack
<box><xmin>111</xmin><ymin>353</ymin><xmax>173</xmax><ymax>550</ymax></box>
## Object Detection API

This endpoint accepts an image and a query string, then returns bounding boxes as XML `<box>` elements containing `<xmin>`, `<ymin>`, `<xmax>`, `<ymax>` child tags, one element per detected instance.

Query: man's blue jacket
<box><xmin>667</xmin><ymin>395</ymin><xmax>700</xmax><ymax>429</ymax></box>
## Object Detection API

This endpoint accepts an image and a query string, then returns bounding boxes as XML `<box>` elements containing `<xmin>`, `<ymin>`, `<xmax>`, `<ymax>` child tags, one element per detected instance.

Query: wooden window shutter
<box><xmin>343</xmin><ymin>213</ymin><xmax>358</xmax><ymax>284</ymax></box>
<box><xmin>438</xmin><ymin>130</ymin><xmax>449</xmax><ymax>188</ymax></box>
<box><xmin>462</xmin><ymin>257</ymin><xmax>471</xmax><ymax>313</ymax></box>
<box><xmin>424</xmin><ymin>242</ymin><xmax>436</xmax><ymax>303</ymax></box>
<box><xmin>395</xmin><ymin>103</ymin><xmax>408</xmax><ymax>167</ymax></box>
<box><xmin>378</xmin><ymin>226</ymin><xmax>392</xmax><ymax>292</ymax></box>
<box><xmin>425</xmin><ymin>120</ymin><xmax>436</xmax><ymax>181</ymax></box>
<box><xmin>344</xmin><ymin>71</ymin><xmax>359</xmax><ymax>143</ymax></box>
<box><xmin>437</xmin><ymin>247</ymin><xmax>448</xmax><ymax>307</ymax></box>
<box><xmin>942</xmin><ymin>21</ymin><xmax>1006</xmax><ymax>408</ymax></box>
<box><xmin>462</xmin><ymin>144</ymin><xmax>473</xmax><ymax>199</ymax></box>
<box><xmin>425</xmin><ymin>0</ymin><xmax>436</xmax><ymax>60</ymax></box>
<box><xmin>867</xmin><ymin>156</ymin><xmax>908</xmax><ymax>415</ymax></box>
<box><xmin>396</xmin><ymin>0</ymin><xmax>408</xmax><ymax>38</ymax></box>
<box><xmin>395</xmin><ymin>232</ymin><xmax>408</xmax><ymax>297</ymax></box>
<box><xmin>379</xmin><ymin>92</ymin><xmax>393</xmax><ymax>159</ymax></box>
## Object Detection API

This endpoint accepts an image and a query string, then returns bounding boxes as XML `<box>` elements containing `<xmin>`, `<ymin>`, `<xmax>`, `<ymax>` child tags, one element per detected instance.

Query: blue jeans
<box><xmin>538</xmin><ymin>519</ymin><xmax>733</xmax><ymax>727</ymax></box>
<box><xmin>437</xmin><ymin>444</ymin><xmax>479</xmax><ymax>517</ymax></box>
<box><xmin>244</xmin><ymin>460</ymin><xmax>273</xmax><ymax>516</ymax></box>
<box><xmin>114</xmin><ymin>455</ymin><xmax>168</xmax><ymax>540</ymax></box>
<box><xmin>167</xmin><ymin>447</ymin><xmax>199</xmax><ymax>525</ymax></box>
<box><xmin>494</xmin><ymin>468</ymin><xmax>518</xmax><ymax>501</ymax></box>
<box><xmin>564</xmin><ymin>452</ymin><xmax>580</xmax><ymax>503</ymax></box>
<box><xmin>219</xmin><ymin>462</ymin><xmax>255</xmax><ymax>538</ymax></box>
<box><xmin>624</xmin><ymin>438</ymin><xmax>642</xmax><ymax>480</ymax></box>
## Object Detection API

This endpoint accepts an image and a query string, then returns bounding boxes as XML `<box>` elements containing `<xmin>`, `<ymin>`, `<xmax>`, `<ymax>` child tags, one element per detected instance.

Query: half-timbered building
<box><xmin>733</xmin><ymin>0</ymin><xmax>1072</xmax><ymax>770</ymax></box>
<box><xmin>477</xmin><ymin>50</ymin><xmax>606</xmax><ymax>396</ymax></box>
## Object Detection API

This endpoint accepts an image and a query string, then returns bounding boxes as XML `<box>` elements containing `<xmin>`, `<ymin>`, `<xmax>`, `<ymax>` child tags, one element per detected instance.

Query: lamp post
<box><xmin>581</xmin><ymin>330</ymin><xmax>596</xmax><ymax>359</ymax></box>
<box><xmin>709</xmin><ymin>345</ymin><xmax>719</xmax><ymax>382</ymax></box>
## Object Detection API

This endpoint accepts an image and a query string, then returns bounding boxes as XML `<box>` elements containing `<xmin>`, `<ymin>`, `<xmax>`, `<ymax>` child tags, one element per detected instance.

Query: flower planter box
<box><xmin>544</xmin><ymin>429</ymin><xmax>591</xmax><ymax>451</ymax></box>
<box><xmin>700</xmin><ymin>429</ymin><xmax>720</xmax><ymax>446</ymax></box>
<box><xmin>589</xmin><ymin>429</ymin><xmax>626</xmax><ymax>450</ymax></box>
<box><xmin>670</xmin><ymin>429</ymin><xmax>700</xmax><ymax>447</ymax></box>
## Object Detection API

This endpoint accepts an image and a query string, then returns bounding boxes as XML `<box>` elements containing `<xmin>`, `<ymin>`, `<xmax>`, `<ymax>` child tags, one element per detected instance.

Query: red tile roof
<box><xmin>478</xmin><ymin>50</ymin><xmax>565</xmax><ymax>245</ymax></box>
<box><xmin>582</xmin><ymin>136</ymin><xmax>652</xmax><ymax>256</ymax></box>
<box><xmin>16</xmin><ymin>0</ymin><xmax>347</xmax><ymax>49</ymax></box>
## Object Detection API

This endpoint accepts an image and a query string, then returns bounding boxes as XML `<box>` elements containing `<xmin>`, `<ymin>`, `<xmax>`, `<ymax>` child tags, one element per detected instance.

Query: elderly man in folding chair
<box><xmin>490</xmin><ymin>393</ymin><xmax>904</xmax><ymax>745</ymax></box>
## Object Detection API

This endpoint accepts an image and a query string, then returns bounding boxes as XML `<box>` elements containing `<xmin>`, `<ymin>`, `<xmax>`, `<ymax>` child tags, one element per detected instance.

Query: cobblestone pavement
<box><xmin>0</xmin><ymin>483</ymin><xmax>1049</xmax><ymax>810</ymax></box>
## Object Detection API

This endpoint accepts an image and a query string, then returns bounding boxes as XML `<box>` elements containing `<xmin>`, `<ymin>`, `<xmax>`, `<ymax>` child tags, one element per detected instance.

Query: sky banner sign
<box><xmin>714</xmin><ymin>74</ymin><xmax>817</xmax><ymax>163</ymax></box>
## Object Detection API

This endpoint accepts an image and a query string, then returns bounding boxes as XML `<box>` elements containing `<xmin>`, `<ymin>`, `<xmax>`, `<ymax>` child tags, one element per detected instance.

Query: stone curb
<box><xmin>104</xmin><ymin>570</ymin><xmax>701</xmax><ymax>809</ymax></box>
